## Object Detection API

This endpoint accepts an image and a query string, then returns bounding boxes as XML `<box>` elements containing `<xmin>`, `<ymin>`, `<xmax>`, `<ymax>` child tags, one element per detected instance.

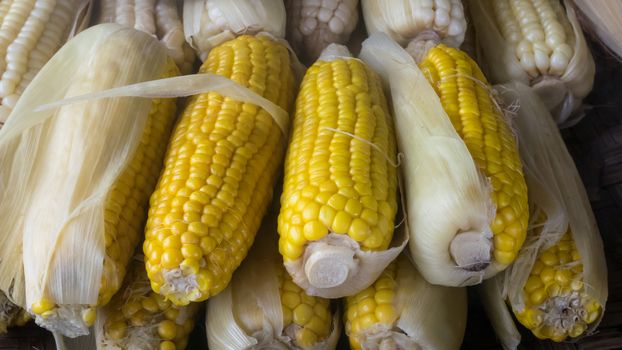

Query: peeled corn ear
<box><xmin>468</xmin><ymin>0</ymin><xmax>595</xmax><ymax>127</ymax></box>
<box><xmin>361</xmin><ymin>0</ymin><xmax>467</xmax><ymax>58</ymax></box>
<box><xmin>285</xmin><ymin>0</ymin><xmax>359</xmax><ymax>64</ymax></box>
<box><xmin>0</xmin><ymin>0</ymin><xmax>92</xmax><ymax>125</ymax></box>
<box><xmin>480</xmin><ymin>82</ymin><xmax>607</xmax><ymax>347</ymax></box>
<box><xmin>345</xmin><ymin>255</ymin><xmax>467</xmax><ymax>350</ymax></box>
<box><xmin>143</xmin><ymin>34</ymin><xmax>296</xmax><ymax>305</ymax></box>
<box><xmin>94</xmin><ymin>0</ymin><xmax>196</xmax><ymax>74</ymax></box>
<box><xmin>183</xmin><ymin>0</ymin><xmax>286</xmax><ymax>61</ymax></box>
<box><xmin>360</xmin><ymin>33</ymin><xmax>529</xmax><ymax>287</ymax></box>
<box><xmin>0</xmin><ymin>23</ymin><xmax>179</xmax><ymax>337</ymax></box>
<box><xmin>0</xmin><ymin>292</ymin><xmax>29</xmax><ymax>333</ymax></box>
<box><xmin>207</xmin><ymin>215</ymin><xmax>340</xmax><ymax>350</ymax></box>
<box><xmin>95</xmin><ymin>258</ymin><xmax>199</xmax><ymax>350</ymax></box>
<box><xmin>278</xmin><ymin>44</ymin><xmax>405</xmax><ymax>298</ymax></box>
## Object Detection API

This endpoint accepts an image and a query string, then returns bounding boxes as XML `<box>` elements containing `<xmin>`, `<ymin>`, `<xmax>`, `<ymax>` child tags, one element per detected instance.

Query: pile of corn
<box><xmin>0</xmin><ymin>1</ymin><xmax>609</xmax><ymax>350</ymax></box>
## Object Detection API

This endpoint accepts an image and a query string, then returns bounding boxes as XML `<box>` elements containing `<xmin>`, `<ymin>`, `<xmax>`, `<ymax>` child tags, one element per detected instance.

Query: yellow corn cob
<box><xmin>94</xmin><ymin>0</ymin><xmax>196</xmax><ymax>74</ymax></box>
<box><xmin>278</xmin><ymin>264</ymin><xmax>333</xmax><ymax>349</ymax></box>
<box><xmin>345</xmin><ymin>255</ymin><xmax>467</xmax><ymax>349</ymax></box>
<box><xmin>277</xmin><ymin>48</ymin><xmax>398</xmax><ymax>294</ymax></box>
<box><xmin>418</xmin><ymin>45</ymin><xmax>529</xmax><ymax>266</ymax></box>
<box><xmin>515</xmin><ymin>232</ymin><xmax>601</xmax><ymax>341</ymax></box>
<box><xmin>0</xmin><ymin>292</ymin><xmax>29</xmax><ymax>333</ymax></box>
<box><xmin>30</xmin><ymin>60</ymin><xmax>179</xmax><ymax>333</ymax></box>
<box><xmin>0</xmin><ymin>0</ymin><xmax>87</xmax><ymax>124</ymax></box>
<box><xmin>144</xmin><ymin>35</ymin><xmax>295</xmax><ymax>305</ymax></box>
<box><xmin>97</xmin><ymin>259</ymin><xmax>199</xmax><ymax>350</ymax></box>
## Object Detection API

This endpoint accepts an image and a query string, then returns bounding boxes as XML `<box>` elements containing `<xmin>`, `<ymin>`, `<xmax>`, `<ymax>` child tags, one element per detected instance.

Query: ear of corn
<box><xmin>360</xmin><ymin>33</ymin><xmax>528</xmax><ymax>287</ymax></box>
<box><xmin>182</xmin><ymin>0</ymin><xmax>286</xmax><ymax>61</ymax></box>
<box><xmin>143</xmin><ymin>34</ymin><xmax>295</xmax><ymax>305</ymax></box>
<box><xmin>207</xmin><ymin>214</ymin><xmax>340</xmax><ymax>350</ymax></box>
<box><xmin>278</xmin><ymin>44</ymin><xmax>401</xmax><ymax>298</ymax></box>
<box><xmin>94</xmin><ymin>0</ymin><xmax>196</xmax><ymax>74</ymax></box>
<box><xmin>479</xmin><ymin>82</ymin><xmax>607</xmax><ymax>346</ymax></box>
<box><xmin>285</xmin><ymin>0</ymin><xmax>360</xmax><ymax>64</ymax></box>
<box><xmin>0</xmin><ymin>24</ymin><xmax>178</xmax><ymax>337</ymax></box>
<box><xmin>0</xmin><ymin>0</ymin><xmax>91</xmax><ymax>125</ymax></box>
<box><xmin>345</xmin><ymin>255</ymin><xmax>467</xmax><ymax>350</ymax></box>
<box><xmin>361</xmin><ymin>0</ymin><xmax>467</xmax><ymax>50</ymax></box>
<box><xmin>467</xmin><ymin>0</ymin><xmax>595</xmax><ymax>126</ymax></box>
<box><xmin>95</xmin><ymin>258</ymin><xmax>199</xmax><ymax>350</ymax></box>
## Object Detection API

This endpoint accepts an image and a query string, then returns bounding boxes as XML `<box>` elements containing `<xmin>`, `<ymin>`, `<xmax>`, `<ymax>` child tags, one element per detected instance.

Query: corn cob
<box><xmin>418</xmin><ymin>45</ymin><xmax>529</xmax><ymax>267</ymax></box>
<box><xmin>468</xmin><ymin>0</ymin><xmax>594</xmax><ymax>126</ymax></box>
<box><xmin>285</xmin><ymin>0</ymin><xmax>359</xmax><ymax>64</ymax></box>
<box><xmin>277</xmin><ymin>44</ymin><xmax>400</xmax><ymax>297</ymax></box>
<box><xmin>94</xmin><ymin>0</ymin><xmax>196</xmax><ymax>74</ymax></box>
<box><xmin>96</xmin><ymin>259</ymin><xmax>199</xmax><ymax>350</ymax></box>
<box><xmin>0</xmin><ymin>24</ymin><xmax>179</xmax><ymax>337</ymax></box>
<box><xmin>207</xmin><ymin>215</ymin><xmax>339</xmax><ymax>350</ymax></box>
<box><xmin>0</xmin><ymin>292</ymin><xmax>29</xmax><ymax>333</ymax></box>
<box><xmin>345</xmin><ymin>255</ymin><xmax>467</xmax><ymax>350</ymax></box>
<box><xmin>143</xmin><ymin>34</ymin><xmax>295</xmax><ymax>305</ymax></box>
<box><xmin>479</xmin><ymin>82</ymin><xmax>607</xmax><ymax>346</ymax></box>
<box><xmin>359</xmin><ymin>34</ymin><xmax>528</xmax><ymax>286</ymax></box>
<box><xmin>361</xmin><ymin>0</ymin><xmax>467</xmax><ymax>53</ymax></box>
<box><xmin>0</xmin><ymin>0</ymin><xmax>89</xmax><ymax>125</ymax></box>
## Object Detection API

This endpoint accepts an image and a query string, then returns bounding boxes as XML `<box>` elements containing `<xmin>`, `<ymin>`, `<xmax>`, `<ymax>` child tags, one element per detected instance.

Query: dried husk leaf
<box><xmin>359</xmin><ymin>33</ymin><xmax>503</xmax><ymax>287</ymax></box>
<box><xmin>479</xmin><ymin>82</ymin><xmax>608</xmax><ymax>349</ymax></box>
<box><xmin>468</xmin><ymin>0</ymin><xmax>595</xmax><ymax>127</ymax></box>
<box><xmin>572</xmin><ymin>0</ymin><xmax>622</xmax><ymax>60</ymax></box>
<box><xmin>207</xmin><ymin>214</ymin><xmax>340</xmax><ymax>350</ymax></box>
<box><xmin>183</xmin><ymin>0</ymin><xmax>286</xmax><ymax>60</ymax></box>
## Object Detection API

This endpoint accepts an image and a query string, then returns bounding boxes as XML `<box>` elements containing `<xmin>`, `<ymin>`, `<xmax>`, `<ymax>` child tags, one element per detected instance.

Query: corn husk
<box><xmin>345</xmin><ymin>254</ymin><xmax>467</xmax><ymax>350</ymax></box>
<box><xmin>361</xmin><ymin>0</ymin><xmax>467</xmax><ymax>52</ymax></box>
<box><xmin>359</xmin><ymin>32</ymin><xmax>507</xmax><ymax>287</ymax></box>
<box><xmin>93</xmin><ymin>0</ymin><xmax>196</xmax><ymax>74</ymax></box>
<box><xmin>468</xmin><ymin>0</ymin><xmax>595</xmax><ymax>127</ymax></box>
<box><xmin>479</xmin><ymin>82</ymin><xmax>607</xmax><ymax>349</ymax></box>
<box><xmin>207</xmin><ymin>213</ymin><xmax>341</xmax><ymax>350</ymax></box>
<box><xmin>572</xmin><ymin>0</ymin><xmax>622</xmax><ymax>60</ymax></box>
<box><xmin>285</xmin><ymin>0</ymin><xmax>360</xmax><ymax>64</ymax></box>
<box><xmin>0</xmin><ymin>291</ymin><xmax>29</xmax><ymax>333</ymax></box>
<box><xmin>183</xmin><ymin>0</ymin><xmax>286</xmax><ymax>61</ymax></box>
<box><xmin>95</xmin><ymin>258</ymin><xmax>200</xmax><ymax>350</ymax></box>
<box><xmin>0</xmin><ymin>23</ymin><xmax>173</xmax><ymax>337</ymax></box>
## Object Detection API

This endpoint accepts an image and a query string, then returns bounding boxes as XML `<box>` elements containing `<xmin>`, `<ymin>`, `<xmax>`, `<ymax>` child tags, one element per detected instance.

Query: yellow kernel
<box><xmin>163</xmin><ymin>235</ymin><xmax>182</xmax><ymax>249</ymax></box>
<box><xmin>348</xmin><ymin>218</ymin><xmax>371</xmax><ymax>241</ymax></box>
<box><xmin>357</xmin><ymin>298</ymin><xmax>376</xmax><ymax>315</ymax></box>
<box><xmin>160</xmin><ymin>340</ymin><xmax>177</xmax><ymax>350</ymax></box>
<box><xmin>282</xmin><ymin>292</ymin><xmax>301</xmax><ymax>309</ymax></box>
<box><xmin>360</xmin><ymin>209</ymin><xmax>378</xmax><ymax>226</ymax></box>
<box><xmin>375</xmin><ymin>304</ymin><xmax>397</xmax><ymax>325</ymax></box>
<box><xmin>358</xmin><ymin>313</ymin><xmax>378</xmax><ymax>330</ymax></box>
<box><xmin>540</xmin><ymin>267</ymin><xmax>555</xmax><ymax>284</ymax></box>
<box><xmin>181</xmin><ymin>232</ymin><xmax>200</xmax><ymax>244</ymax></box>
<box><xmin>188</xmin><ymin>222</ymin><xmax>209</xmax><ymax>236</ymax></box>
<box><xmin>554</xmin><ymin>269</ymin><xmax>573</xmax><ymax>286</ymax></box>
<box><xmin>304</xmin><ymin>221</ymin><xmax>328</xmax><ymax>241</ymax></box>
<box><xmin>122</xmin><ymin>300</ymin><xmax>142</xmax><ymax>318</ymax></box>
<box><xmin>529</xmin><ymin>288</ymin><xmax>547</xmax><ymax>305</ymax></box>
<box><xmin>332</xmin><ymin>211</ymin><xmax>352</xmax><ymax>234</ymax></box>
<box><xmin>31</xmin><ymin>299</ymin><xmax>55</xmax><ymax>315</ymax></box>
<box><xmin>328</xmin><ymin>194</ymin><xmax>347</xmax><ymax>211</ymax></box>
<box><xmin>181</xmin><ymin>244</ymin><xmax>203</xmax><ymax>259</ymax></box>
<box><xmin>142</xmin><ymin>297</ymin><xmax>159</xmax><ymax>313</ymax></box>
<box><xmin>283</xmin><ymin>306</ymin><xmax>293</xmax><ymax>326</ymax></box>
<box><xmin>524</xmin><ymin>276</ymin><xmax>544</xmax><ymax>293</ymax></box>
<box><xmin>180</xmin><ymin>258</ymin><xmax>201</xmax><ymax>274</ymax></box>
<box><xmin>293</xmin><ymin>303</ymin><xmax>314</xmax><ymax>325</ymax></box>
<box><xmin>295</xmin><ymin>328</ymin><xmax>318</xmax><ymax>349</ymax></box>
<box><xmin>164</xmin><ymin>307</ymin><xmax>180</xmax><ymax>321</ymax></box>
<box><xmin>303</xmin><ymin>202</ymin><xmax>321</xmax><ymax>221</ymax></box>
<box><xmin>318</xmin><ymin>205</ymin><xmax>337</xmax><ymax>228</ymax></box>
<box><xmin>345</xmin><ymin>199</ymin><xmax>362</xmax><ymax>216</ymax></box>
<box><xmin>494</xmin><ymin>250</ymin><xmax>515</xmax><ymax>265</ymax></box>
<box><xmin>305</xmin><ymin>316</ymin><xmax>326</xmax><ymax>335</ymax></box>
<box><xmin>82</xmin><ymin>307</ymin><xmax>96</xmax><ymax>327</ymax></box>
<box><xmin>161</xmin><ymin>249</ymin><xmax>183</xmax><ymax>269</ymax></box>
<box><xmin>158</xmin><ymin>320</ymin><xmax>177</xmax><ymax>340</ymax></box>
<box><xmin>106</xmin><ymin>321</ymin><xmax>127</xmax><ymax>340</ymax></box>
<box><xmin>540</xmin><ymin>251</ymin><xmax>558</xmax><ymax>266</ymax></box>
<box><xmin>374</xmin><ymin>290</ymin><xmax>394</xmax><ymax>305</ymax></box>
<box><xmin>493</xmin><ymin>234</ymin><xmax>515</xmax><ymax>252</ymax></box>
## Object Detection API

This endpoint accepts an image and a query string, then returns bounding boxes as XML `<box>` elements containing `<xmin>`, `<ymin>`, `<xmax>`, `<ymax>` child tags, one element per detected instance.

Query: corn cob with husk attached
<box><xmin>93</xmin><ymin>0</ymin><xmax>196</xmax><ymax>74</ymax></box>
<box><xmin>0</xmin><ymin>292</ymin><xmax>29</xmax><ymax>333</ymax></box>
<box><xmin>360</xmin><ymin>33</ymin><xmax>529</xmax><ymax>287</ymax></box>
<box><xmin>0</xmin><ymin>0</ymin><xmax>91</xmax><ymax>125</ymax></box>
<box><xmin>0</xmin><ymin>24</ymin><xmax>179</xmax><ymax>337</ymax></box>
<box><xmin>361</xmin><ymin>0</ymin><xmax>467</xmax><ymax>59</ymax></box>
<box><xmin>345</xmin><ymin>255</ymin><xmax>467</xmax><ymax>350</ymax></box>
<box><xmin>479</xmin><ymin>82</ymin><xmax>607</xmax><ymax>348</ymax></box>
<box><xmin>277</xmin><ymin>43</ymin><xmax>404</xmax><ymax>298</ymax></box>
<box><xmin>207</xmin><ymin>214</ymin><xmax>340</xmax><ymax>350</ymax></box>
<box><xmin>285</xmin><ymin>0</ymin><xmax>359</xmax><ymax>64</ymax></box>
<box><xmin>95</xmin><ymin>258</ymin><xmax>199</xmax><ymax>350</ymax></box>
<box><xmin>144</xmin><ymin>1</ymin><xmax>296</xmax><ymax>306</ymax></box>
<box><xmin>468</xmin><ymin>0</ymin><xmax>595</xmax><ymax>127</ymax></box>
